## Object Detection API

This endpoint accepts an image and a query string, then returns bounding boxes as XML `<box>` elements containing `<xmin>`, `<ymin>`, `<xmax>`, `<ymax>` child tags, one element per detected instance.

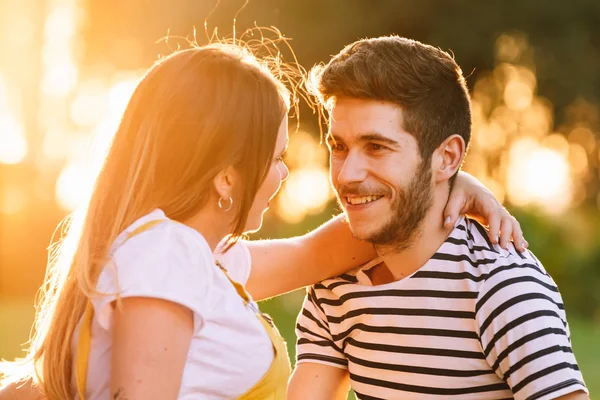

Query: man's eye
<box><xmin>367</xmin><ymin>143</ymin><xmax>386</xmax><ymax>151</ymax></box>
<box><xmin>330</xmin><ymin>143</ymin><xmax>347</xmax><ymax>152</ymax></box>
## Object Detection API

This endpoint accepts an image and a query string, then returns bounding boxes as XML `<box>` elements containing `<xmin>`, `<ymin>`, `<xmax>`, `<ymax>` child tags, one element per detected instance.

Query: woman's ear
<box><xmin>432</xmin><ymin>134</ymin><xmax>466</xmax><ymax>184</ymax></box>
<box><xmin>212</xmin><ymin>165</ymin><xmax>238</xmax><ymax>203</ymax></box>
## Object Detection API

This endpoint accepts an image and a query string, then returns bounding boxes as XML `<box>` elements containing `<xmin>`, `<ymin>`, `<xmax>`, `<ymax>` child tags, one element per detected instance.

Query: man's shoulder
<box><xmin>308</xmin><ymin>258</ymin><xmax>381</xmax><ymax>299</ymax></box>
<box><xmin>441</xmin><ymin>217</ymin><xmax>555</xmax><ymax>291</ymax></box>
<box><xmin>470</xmin><ymin>243</ymin><xmax>562</xmax><ymax>316</ymax></box>
<box><xmin>311</xmin><ymin>270</ymin><xmax>362</xmax><ymax>293</ymax></box>
<box><xmin>459</xmin><ymin>217</ymin><xmax>545</xmax><ymax>268</ymax></box>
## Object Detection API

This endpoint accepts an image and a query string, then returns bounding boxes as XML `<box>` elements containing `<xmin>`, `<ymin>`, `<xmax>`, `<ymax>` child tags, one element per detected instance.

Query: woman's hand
<box><xmin>444</xmin><ymin>171</ymin><xmax>527</xmax><ymax>252</ymax></box>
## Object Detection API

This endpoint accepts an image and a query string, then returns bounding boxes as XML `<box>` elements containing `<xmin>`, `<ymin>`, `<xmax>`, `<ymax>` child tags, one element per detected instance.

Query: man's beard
<box><xmin>370</xmin><ymin>161</ymin><xmax>434</xmax><ymax>251</ymax></box>
<box><xmin>337</xmin><ymin>161</ymin><xmax>434</xmax><ymax>252</ymax></box>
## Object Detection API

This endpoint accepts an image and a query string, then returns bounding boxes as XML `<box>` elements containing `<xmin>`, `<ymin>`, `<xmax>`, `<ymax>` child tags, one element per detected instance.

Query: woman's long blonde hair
<box><xmin>0</xmin><ymin>42</ymin><xmax>290</xmax><ymax>399</ymax></box>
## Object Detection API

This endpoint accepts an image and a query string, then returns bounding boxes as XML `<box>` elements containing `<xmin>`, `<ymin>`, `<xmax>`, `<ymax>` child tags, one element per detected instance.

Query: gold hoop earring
<box><xmin>218</xmin><ymin>196</ymin><xmax>233</xmax><ymax>212</ymax></box>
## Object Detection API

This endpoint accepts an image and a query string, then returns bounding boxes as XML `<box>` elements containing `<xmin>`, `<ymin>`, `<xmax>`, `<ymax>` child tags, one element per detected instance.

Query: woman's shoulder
<box><xmin>213</xmin><ymin>240</ymin><xmax>252</xmax><ymax>285</ymax></box>
<box><xmin>94</xmin><ymin>211</ymin><xmax>218</xmax><ymax>329</ymax></box>
<box><xmin>113</xmin><ymin>211</ymin><xmax>213</xmax><ymax>265</ymax></box>
<box><xmin>99</xmin><ymin>210</ymin><xmax>217</xmax><ymax>297</ymax></box>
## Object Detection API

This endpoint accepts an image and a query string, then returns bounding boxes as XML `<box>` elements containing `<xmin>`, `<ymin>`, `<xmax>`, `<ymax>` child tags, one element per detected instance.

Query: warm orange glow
<box><xmin>55</xmin><ymin>161</ymin><xmax>92</xmax><ymax>211</ymax></box>
<box><xmin>504</xmin><ymin>79</ymin><xmax>534</xmax><ymax>111</ymax></box>
<box><xmin>542</xmin><ymin>133</ymin><xmax>570</xmax><ymax>157</ymax></box>
<box><xmin>91</xmin><ymin>75</ymin><xmax>141</xmax><ymax>160</ymax></box>
<box><xmin>42</xmin><ymin>128</ymin><xmax>71</xmax><ymax>161</ymax></box>
<box><xmin>276</xmin><ymin>168</ymin><xmax>333</xmax><ymax>224</ymax></box>
<box><xmin>270</xmin><ymin>130</ymin><xmax>333</xmax><ymax>222</ymax></box>
<box><xmin>70</xmin><ymin>80</ymin><xmax>108</xmax><ymax>127</ymax></box>
<box><xmin>520</xmin><ymin>98</ymin><xmax>554</xmax><ymax>138</ymax></box>
<box><xmin>568</xmin><ymin>143</ymin><xmax>588</xmax><ymax>177</ymax></box>
<box><xmin>465</xmin><ymin>34</ymin><xmax>594</xmax><ymax>214</ymax></box>
<box><xmin>0</xmin><ymin>73</ymin><xmax>28</xmax><ymax>164</ymax></box>
<box><xmin>0</xmin><ymin>186</ymin><xmax>27</xmax><ymax>215</ymax></box>
<box><xmin>569</xmin><ymin>126</ymin><xmax>597</xmax><ymax>154</ymax></box>
<box><xmin>41</xmin><ymin>59</ymin><xmax>79</xmax><ymax>97</ymax></box>
<box><xmin>474</xmin><ymin>121</ymin><xmax>507</xmax><ymax>152</ymax></box>
<box><xmin>282</xmin><ymin>130</ymin><xmax>328</xmax><ymax>169</ymax></box>
<box><xmin>41</xmin><ymin>2</ymin><xmax>80</xmax><ymax>97</ymax></box>
<box><xmin>0</xmin><ymin>115</ymin><xmax>28</xmax><ymax>164</ymax></box>
<box><xmin>506</xmin><ymin>138</ymin><xmax>571</xmax><ymax>213</ymax></box>
<box><xmin>495</xmin><ymin>33</ymin><xmax>529</xmax><ymax>63</ymax></box>
<box><xmin>53</xmin><ymin>75</ymin><xmax>141</xmax><ymax>211</ymax></box>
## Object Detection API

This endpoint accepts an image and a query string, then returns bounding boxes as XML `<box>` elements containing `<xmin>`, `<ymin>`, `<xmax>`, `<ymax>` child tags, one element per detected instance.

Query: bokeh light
<box><xmin>41</xmin><ymin>2</ymin><xmax>81</xmax><ymax>97</ymax></box>
<box><xmin>55</xmin><ymin>161</ymin><xmax>91</xmax><ymax>211</ymax></box>
<box><xmin>0</xmin><ymin>73</ymin><xmax>28</xmax><ymax>164</ymax></box>
<box><xmin>54</xmin><ymin>74</ymin><xmax>140</xmax><ymax>211</ymax></box>
<box><xmin>276</xmin><ymin>167</ymin><xmax>332</xmax><ymax>223</ymax></box>
<box><xmin>274</xmin><ymin>130</ymin><xmax>333</xmax><ymax>223</ymax></box>
<box><xmin>0</xmin><ymin>186</ymin><xmax>27</xmax><ymax>215</ymax></box>
<box><xmin>0</xmin><ymin>115</ymin><xmax>28</xmax><ymax>165</ymax></box>
<box><xmin>505</xmin><ymin>138</ymin><xmax>571</xmax><ymax>213</ymax></box>
<box><xmin>464</xmin><ymin>33</ymin><xmax>600</xmax><ymax>215</ymax></box>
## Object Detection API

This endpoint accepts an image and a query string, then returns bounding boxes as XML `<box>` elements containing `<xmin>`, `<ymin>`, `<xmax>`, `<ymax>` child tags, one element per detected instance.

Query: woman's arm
<box><xmin>246</xmin><ymin>171</ymin><xmax>525</xmax><ymax>301</ymax></box>
<box><xmin>245</xmin><ymin>215</ymin><xmax>374</xmax><ymax>300</ymax></box>
<box><xmin>110</xmin><ymin>297</ymin><xmax>193</xmax><ymax>400</ymax></box>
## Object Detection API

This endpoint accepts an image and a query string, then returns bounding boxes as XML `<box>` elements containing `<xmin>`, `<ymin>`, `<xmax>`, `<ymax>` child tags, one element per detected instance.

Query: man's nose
<box><xmin>336</xmin><ymin>151</ymin><xmax>368</xmax><ymax>185</ymax></box>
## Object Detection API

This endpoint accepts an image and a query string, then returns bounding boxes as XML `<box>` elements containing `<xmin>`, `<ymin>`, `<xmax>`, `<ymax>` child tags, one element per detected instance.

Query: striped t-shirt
<box><xmin>296</xmin><ymin>217</ymin><xmax>587</xmax><ymax>400</ymax></box>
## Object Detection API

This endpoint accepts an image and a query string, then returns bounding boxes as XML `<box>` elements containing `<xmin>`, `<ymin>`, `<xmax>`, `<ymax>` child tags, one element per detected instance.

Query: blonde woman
<box><xmin>0</xmin><ymin>43</ymin><xmax>524</xmax><ymax>400</ymax></box>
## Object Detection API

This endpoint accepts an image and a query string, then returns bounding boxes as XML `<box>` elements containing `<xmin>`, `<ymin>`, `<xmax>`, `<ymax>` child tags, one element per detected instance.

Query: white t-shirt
<box><xmin>72</xmin><ymin>209</ymin><xmax>274</xmax><ymax>399</ymax></box>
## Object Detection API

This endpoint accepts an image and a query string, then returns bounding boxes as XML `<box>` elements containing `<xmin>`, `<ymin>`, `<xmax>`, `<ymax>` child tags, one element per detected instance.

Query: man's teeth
<box><xmin>346</xmin><ymin>196</ymin><xmax>382</xmax><ymax>205</ymax></box>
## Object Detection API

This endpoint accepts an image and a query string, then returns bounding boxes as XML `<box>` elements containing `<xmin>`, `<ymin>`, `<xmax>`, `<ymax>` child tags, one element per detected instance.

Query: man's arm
<box><xmin>292</xmin><ymin>287</ymin><xmax>351</xmax><ymax>398</ymax></box>
<box><xmin>288</xmin><ymin>363</ymin><xmax>350</xmax><ymax>400</ymax></box>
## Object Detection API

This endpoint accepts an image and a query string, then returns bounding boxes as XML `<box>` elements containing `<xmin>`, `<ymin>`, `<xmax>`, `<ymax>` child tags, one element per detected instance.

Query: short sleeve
<box><xmin>93</xmin><ymin>222</ymin><xmax>216</xmax><ymax>332</ymax></box>
<box><xmin>475</xmin><ymin>255</ymin><xmax>588</xmax><ymax>400</ymax></box>
<box><xmin>295</xmin><ymin>286</ymin><xmax>348</xmax><ymax>369</ymax></box>
<box><xmin>213</xmin><ymin>239</ymin><xmax>252</xmax><ymax>285</ymax></box>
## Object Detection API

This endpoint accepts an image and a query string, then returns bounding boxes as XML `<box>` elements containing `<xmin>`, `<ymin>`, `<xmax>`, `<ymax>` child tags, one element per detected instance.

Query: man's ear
<box><xmin>431</xmin><ymin>134</ymin><xmax>466</xmax><ymax>184</ymax></box>
<box><xmin>212</xmin><ymin>165</ymin><xmax>238</xmax><ymax>203</ymax></box>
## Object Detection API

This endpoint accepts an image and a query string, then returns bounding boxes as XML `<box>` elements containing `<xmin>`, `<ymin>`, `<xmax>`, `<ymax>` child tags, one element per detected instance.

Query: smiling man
<box><xmin>288</xmin><ymin>36</ymin><xmax>588</xmax><ymax>400</ymax></box>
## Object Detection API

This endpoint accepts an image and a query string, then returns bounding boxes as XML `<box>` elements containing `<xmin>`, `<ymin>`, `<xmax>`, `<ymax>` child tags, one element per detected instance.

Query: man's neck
<box><xmin>375</xmin><ymin>186</ymin><xmax>455</xmax><ymax>282</ymax></box>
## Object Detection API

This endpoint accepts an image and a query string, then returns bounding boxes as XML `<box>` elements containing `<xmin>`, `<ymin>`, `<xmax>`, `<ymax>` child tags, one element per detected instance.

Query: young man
<box><xmin>289</xmin><ymin>36</ymin><xmax>588</xmax><ymax>400</ymax></box>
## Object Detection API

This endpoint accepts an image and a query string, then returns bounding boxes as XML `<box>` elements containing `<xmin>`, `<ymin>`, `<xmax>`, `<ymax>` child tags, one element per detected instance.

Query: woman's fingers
<box><xmin>495</xmin><ymin>211</ymin><xmax>528</xmax><ymax>252</ymax></box>
<box><xmin>487</xmin><ymin>207</ymin><xmax>502</xmax><ymax>245</ymax></box>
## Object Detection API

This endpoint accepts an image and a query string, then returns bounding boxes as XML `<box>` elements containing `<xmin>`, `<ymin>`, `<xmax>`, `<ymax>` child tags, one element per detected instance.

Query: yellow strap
<box><xmin>238</xmin><ymin>314</ymin><xmax>291</xmax><ymax>400</ymax></box>
<box><xmin>215</xmin><ymin>262</ymin><xmax>291</xmax><ymax>399</ymax></box>
<box><xmin>75</xmin><ymin>219</ymin><xmax>167</xmax><ymax>399</ymax></box>
<box><xmin>75</xmin><ymin>302</ymin><xmax>94</xmax><ymax>399</ymax></box>
<box><xmin>215</xmin><ymin>261</ymin><xmax>251</xmax><ymax>305</ymax></box>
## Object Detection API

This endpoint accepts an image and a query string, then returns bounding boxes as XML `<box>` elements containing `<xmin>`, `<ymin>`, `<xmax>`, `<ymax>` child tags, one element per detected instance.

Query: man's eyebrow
<box><xmin>357</xmin><ymin>132</ymin><xmax>400</xmax><ymax>147</ymax></box>
<box><xmin>327</xmin><ymin>132</ymin><xmax>401</xmax><ymax>148</ymax></box>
